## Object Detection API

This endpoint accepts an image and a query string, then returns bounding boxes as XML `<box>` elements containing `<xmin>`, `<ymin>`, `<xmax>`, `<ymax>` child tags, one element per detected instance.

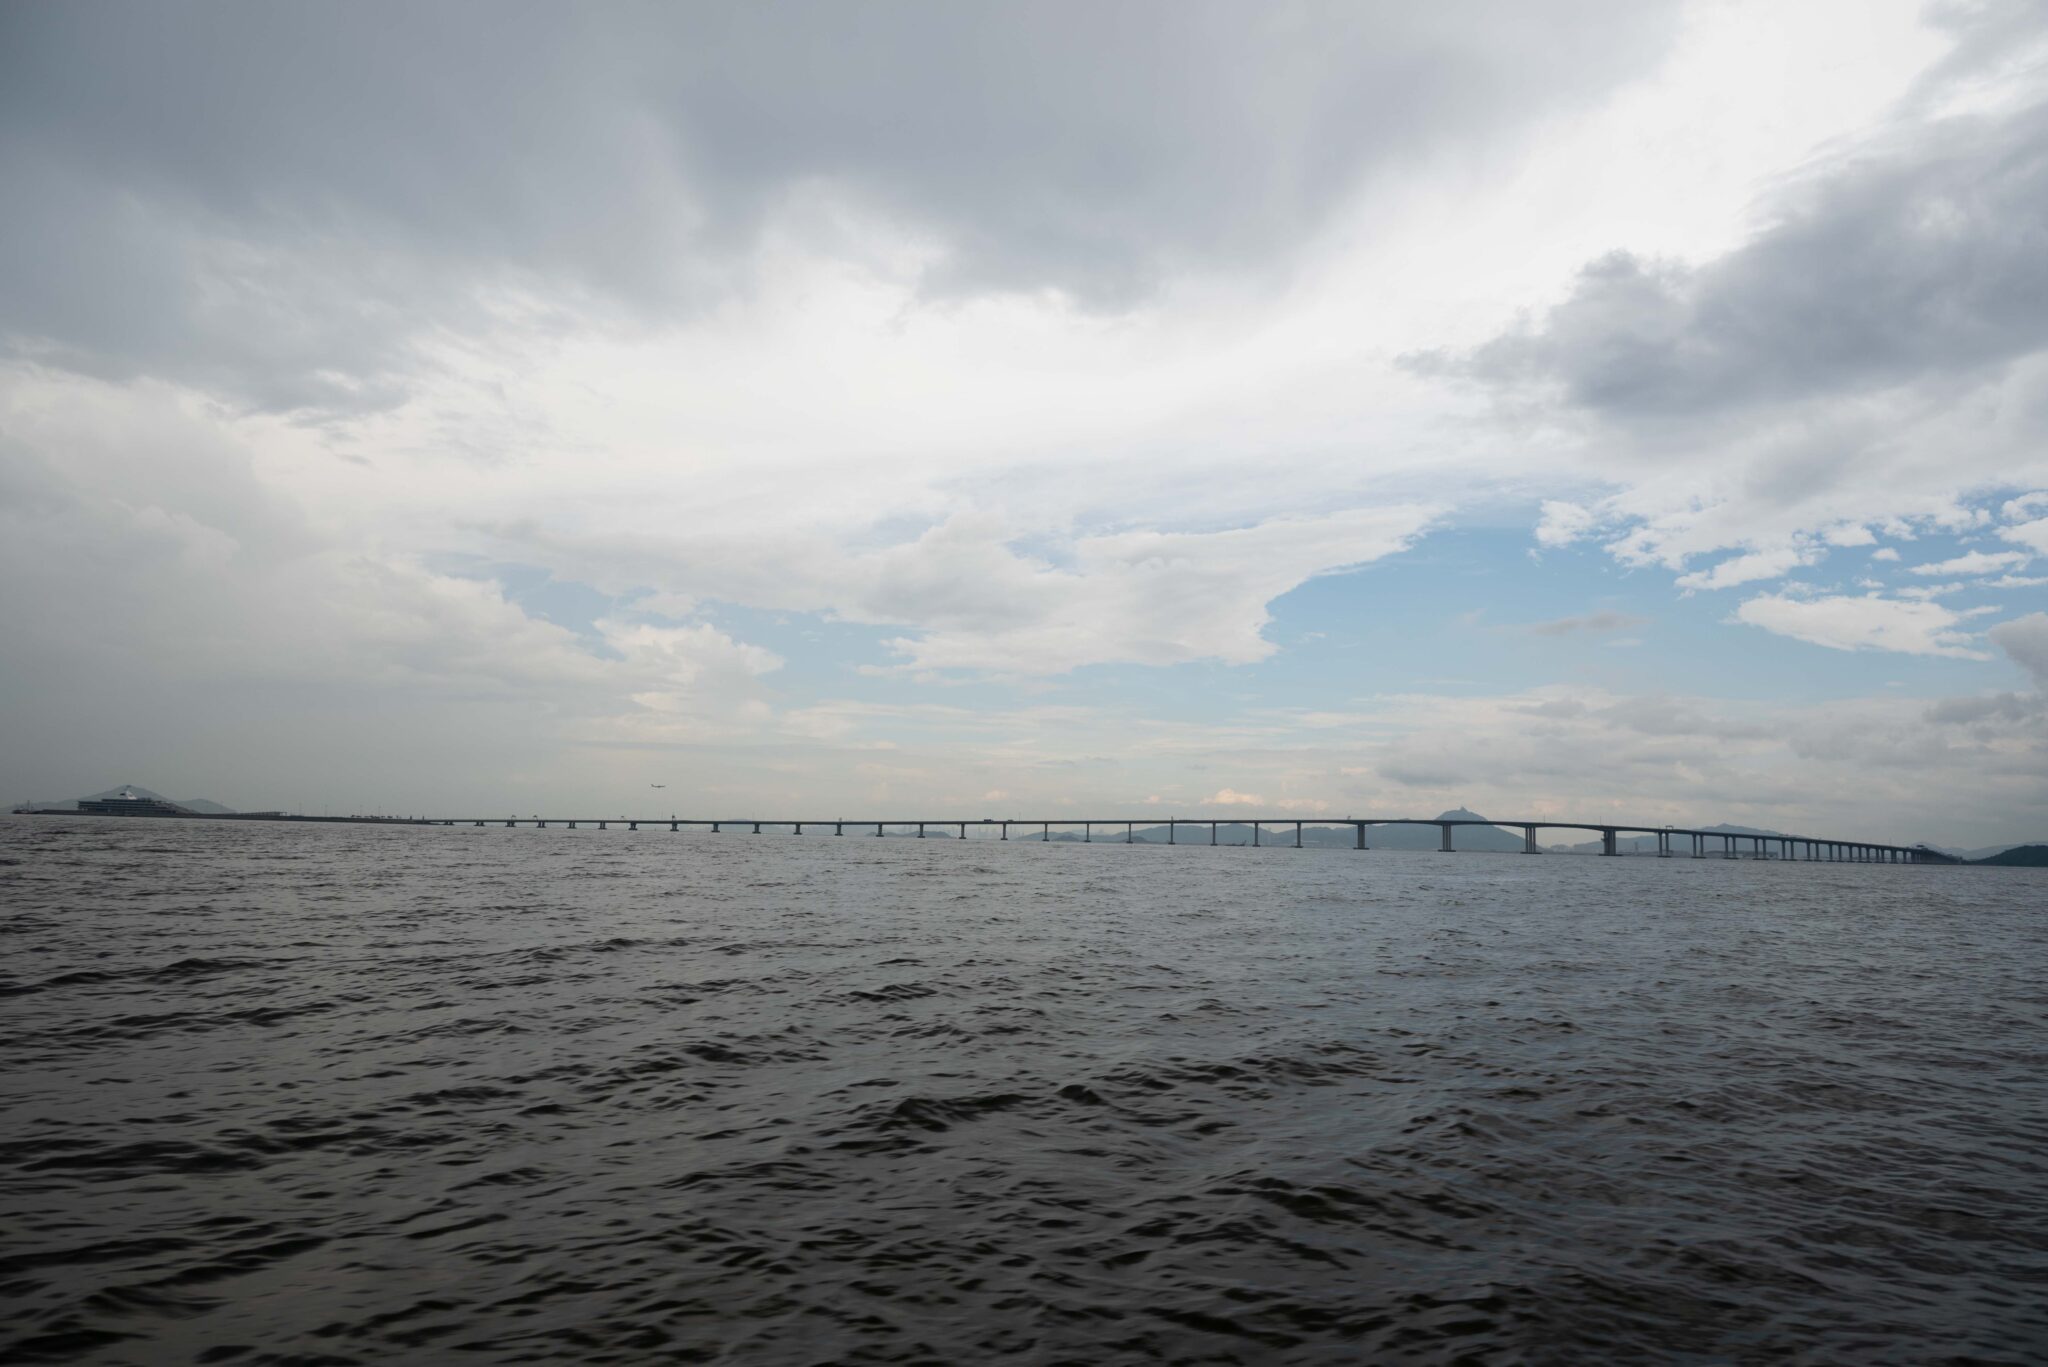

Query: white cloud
<box><xmin>1675</xmin><ymin>545</ymin><xmax>1812</xmax><ymax>591</ymax></box>
<box><xmin>2003</xmin><ymin>517</ymin><xmax>2048</xmax><ymax>555</ymax></box>
<box><xmin>1534</xmin><ymin>500</ymin><xmax>1598</xmax><ymax>548</ymax></box>
<box><xmin>1734</xmin><ymin>593</ymin><xmax>1991</xmax><ymax>659</ymax></box>
<box><xmin>1871</xmin><ymin>547</ymin><xmax>1902</xmax><ymax>562</ymax></box>
<box><xmin>1909</xmin><ymin>549</ymin><xmax>2033</xmax><ymax>576</ymax></box>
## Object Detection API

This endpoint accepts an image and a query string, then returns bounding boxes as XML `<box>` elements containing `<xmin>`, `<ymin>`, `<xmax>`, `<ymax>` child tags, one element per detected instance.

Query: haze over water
<box><xmin>4</xmin><ymin>816</ymin><xmax>2045</xmax><ymax>1364</ymax></box>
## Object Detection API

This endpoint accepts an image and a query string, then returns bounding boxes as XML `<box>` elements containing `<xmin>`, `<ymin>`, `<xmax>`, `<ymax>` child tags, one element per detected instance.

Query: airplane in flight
<box><xmin>650</xmin><ymin>783</ymin><xmax>667</xmax><ymax>789</ymax></box>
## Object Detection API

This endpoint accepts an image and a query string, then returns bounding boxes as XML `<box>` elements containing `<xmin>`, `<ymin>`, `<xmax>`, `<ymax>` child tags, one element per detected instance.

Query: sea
<box><xmin>3</xmin><ymin>815</ymin><xmax>2046</xmax><ymax>1365</ymax></box>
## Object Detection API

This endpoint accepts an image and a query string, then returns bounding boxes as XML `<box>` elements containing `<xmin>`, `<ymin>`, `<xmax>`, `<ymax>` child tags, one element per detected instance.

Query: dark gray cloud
<box><xmin>0</xmin><ymin>1</ymin><xmax>1677</xmax><ymax>414</ymax></box>
<box><xmin>1411</xmin><ymin>6</ymin><xmax>2048</xmax><ymax>421</ymax></box>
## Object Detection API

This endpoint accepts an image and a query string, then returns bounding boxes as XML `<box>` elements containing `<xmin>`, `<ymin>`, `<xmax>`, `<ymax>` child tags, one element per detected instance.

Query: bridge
<box><xmin>401</xmin><ymin>814</ymin><xmax>1943</xmax><ymax>862</ymax></box>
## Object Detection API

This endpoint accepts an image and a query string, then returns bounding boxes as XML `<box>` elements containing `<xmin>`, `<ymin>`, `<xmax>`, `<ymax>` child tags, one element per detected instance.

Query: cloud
<box><xmin>1534</xmin><ymin>500</ymin><xmax>1598</xmax><ymax>548</ymax></box>
<box><xmin>2004</xmin><ymin>517</ymin><xmax>2048</xmax><ymax>554</ymax></box>
<box><xmin>0</xmin><ymin>1</ymin><xmax>1679</xmax><ymax>417</ymax></box>
<box><xmin>1206</xmin><ymin>788</ymin><xmax>1263</xmax><ymax>806</ymax></box>
<box><xmin>1435</xmin><ymin>92</ymin><xmax>2048</xmax><ymax>417</ymax></box>
<box><xmin>1909</xmin><ymin>549</ymin><xmax>2032</xmax><ymax>576</ymax></box>
<box><xmin>1529</xmin><ymin>610</ymin><xmax>1650</xmax><ymax>636</ymax></box>
<box><xmin>1411</xmin><ymin>5</ymin><xmax>2048</xmax><ymax>596</ymax></box>
<box><xmin>1990</xmin><ymin>611</ymin><xmax>2048</xmax><ymax>690</ymax></box>
<box><xmin>511</xmin><ymin>503</ymin><xmax>1439</xmax><ymax>677</ymax></box>
<box><xmin>1734</xmin><ymin>593</ymin><xmax>1991</xmax><ymax>659</ymax></box>
<box><xmin>1871</xmin><ymin>547</ymin><xmax>1902</xmax><ymax>562</ymax></box>
<box><xmin>1675</xmin><ymin>546</ymin><xmax>1813</xmax><ymax>591</ymax></box>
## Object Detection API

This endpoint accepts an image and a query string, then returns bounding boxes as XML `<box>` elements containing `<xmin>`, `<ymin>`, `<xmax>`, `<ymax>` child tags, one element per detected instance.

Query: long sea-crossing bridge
<box><xmin>395</xmin><ymin>814</ymin><xmax>1942</xmax><ymax>862</ymax></box>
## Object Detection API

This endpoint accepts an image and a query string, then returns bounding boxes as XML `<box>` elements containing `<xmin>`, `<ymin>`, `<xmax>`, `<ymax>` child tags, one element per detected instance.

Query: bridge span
<box><xmin>412</xmin><ymin>815</ymin><xmax>1944</xmax><ymax>863</ymax></box>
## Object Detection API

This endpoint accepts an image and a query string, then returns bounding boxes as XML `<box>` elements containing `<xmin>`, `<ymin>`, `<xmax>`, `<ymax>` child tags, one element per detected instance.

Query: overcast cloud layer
<box><xmin>2</xmin><ymin>0</ymin><xmax>2044</xmax><ymax>845</ymax></box>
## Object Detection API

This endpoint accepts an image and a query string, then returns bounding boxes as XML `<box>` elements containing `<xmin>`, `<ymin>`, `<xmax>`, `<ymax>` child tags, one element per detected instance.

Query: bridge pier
<box><xmin>795</xmin><ymin>823</ymin><xmax>803</xmax><ymax>834</ymax></box>
<box><xmin>876</xmin><ymin>823</ymin><xmax>884</xmax><ymax>837</ymax></box>
<box><xmin>1126</xmin><ymin>822</ymin><xmax>1133</xmax><ymax>844</ymax></box>
<box><xmin>506</xmin><ymin>819</ymin><xmax>515</xmax><ymax>827</ymax></box>
<box><xmin>1526</xmin><ymin>825</ymin><xmax>1539</xmax><ymax>854</ymax></box>
<box><xmin>1211</xmin><ymin>822</ymin><xmax>1218</xmax><ymax>845</ymax></box>
<box><xmin>1254</xmin><ymin>822</ymin><xmax>1261</xmax><ymax>847</ymax></box>
<box><xmin>1084</xmin><ymin>823</ymin><xmax>1090</xmax><ymax>843</ymax></box>
<box><xmin>1168</xmin><ymin>819</ymin><xmax>1176</xmax><ymax>845</ymax></box>
<box><xmin>1295</xmin><ymin>821</ymin><xmax>1302</xmax><ymax>849</ymax></box>
<box><xmin>1042</xmin><ymin>823</ymin><xmax>1049</xmax><ymax>842</ymax></box>
<box><xmin>918</xmin><ymin>823</ymin><xmax>925</xmax><ymax>838</ymax></box>
<box><xmin>1441</xmin><ymin>823</ymin><xmax>1452</xmax><ymax>853</ymax></box>
<box><xmin>1359</xmin><ymin>823</ymin><xmax>1369</xmax><ymax>850</ymax></box>
<box><xmin>959</xmin><ymin>824</ymin><xmax>966</xmax><ymax>840</ymax></box>
<box><xmin>1001</xmin><ymin>823</ymin><xmax>1008</xmax><ymax>840</ymax></box>
<box><xmin>568</xmin><ymin>820</ymin><xmax>577</xmax><ymax>829</ymax></box>
<box><xmin>1602</xmin><ymin>828</ymin><xmax>1617</xmax><ymax>857</ymax></box>
<box><xmin>751</xmin><ymin>822</ymin><xmax>760</xmax><ymax>834</ymax></box>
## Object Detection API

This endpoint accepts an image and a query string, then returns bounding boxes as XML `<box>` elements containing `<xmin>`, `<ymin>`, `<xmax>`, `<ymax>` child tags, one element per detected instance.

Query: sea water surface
<box><xmin>3</xmin><ymin>816</ymin><xmax>2046</xmax><ymax>1364</ymax></box>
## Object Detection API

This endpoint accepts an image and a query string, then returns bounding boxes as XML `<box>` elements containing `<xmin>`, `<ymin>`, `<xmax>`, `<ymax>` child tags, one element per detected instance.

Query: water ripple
<box><xmin>3</xmin><ymin>815</ymin><xmax>2046</xmax><ymax>1363</ymax></box>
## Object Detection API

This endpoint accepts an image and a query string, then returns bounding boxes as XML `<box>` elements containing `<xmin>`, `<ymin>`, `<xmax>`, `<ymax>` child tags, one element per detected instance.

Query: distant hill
<box><xmin>1938</xmin><ymin>842</ymin><xmax>2042</xmax><ymax>861</ymax></box>
<box><xmin>17</xmin><ymin>785</ymin><xmax>235</xmax><ymax>814</ymax></box>
<box><xmin>1974</xmin><ymin>845</ymin><xmax>2048</xmax><ymax>867</ymax></box>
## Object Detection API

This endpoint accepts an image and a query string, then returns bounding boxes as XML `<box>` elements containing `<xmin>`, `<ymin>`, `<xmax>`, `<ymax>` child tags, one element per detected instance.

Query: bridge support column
<box><xmin>1441</xmin><ymin>823</ymin><xmax>1453</xmax><ymax>853</ymax></box>
<box><xmin>917</xmin><ymin>823</ymin><xmax>925</xmax><ymax>839</ymax></box>
<box><xmin>1359</xmin><ymin>823</ymin><xmax>1369</xmax><ymax>850</ymax></box>
<box><xmin>1126</xmin><ymin>822</ymin><xmax>1133</xmax><ymax>844</ymax></box>
<box><xmin>959</xmin><ymin>824</ymin><xmax>966</xmax><ymax>840</ymax></box>
<box><xmin>1295</xmin><ymin>821</ymin><xmax>1302</xmax><ymax>848</ymax></box>
<box><xmin>794</xmin><ymin>823</ymin><xmax>802</xmax><ymax>835</ymax></box>
<box><xmin>1211</xmin><ymin>822</ymin><xmax>1218</xmax><ymax>845</ymax></box>
<box><xmin>834</xmin><ymin>822</ymin><xmax>842</xmax><ymax>836</ymax></box>
<box><xmin>1001</xmin><ymin>823</ymin><xmax>1007</xmax><ymax>840</ymax></box>
<box><xmin>568</xmin><ymin>821</ymin><xmax>577</xmax><ymax>829</ymax></box>
<box><xmin>506</xmin><ymin>820</ymin><xmax>516</xmax><ymax>827</ymax></box>
<box><xmin>1602</xmin><ymin>829</ymin><xmax>1617</xmax><ymax>857</ymax></box>
<box><xmin>1084</xmin><ymin>823</ymin><xmax>1090</xmax><ymax>843</ymax></box>
<box><xmin>670</xmin><ymin>822</ymin><xmax>678</xmax><ymax>832</ymax></box>
<box><xmin>876</xmin><ymin>823</ymin><xmax>884</xmax><ymax>837</ymax></box>
<box><xmin>1254</xmin><ymin>823</ymin><xmax>1261</xmax><ymax>847</ymax></box>
<box><xmin>1042</xmin><ymin>823</ymin><xmax>1049</xmax><ymax>842</ymax></box>
<box><xmin>629</xmin><ymin>821</ymin><xmax>638</xmax><ymax>831</ymax></box>
<box><xmin>752</xmin><ymin>822</ymin><xmax>760</xmax><ymax>835</ymax></box>
<box><xmin>1169</xmin><ymin>820</ymin><xmax>1176</xmax><ymax>845</ymax></box>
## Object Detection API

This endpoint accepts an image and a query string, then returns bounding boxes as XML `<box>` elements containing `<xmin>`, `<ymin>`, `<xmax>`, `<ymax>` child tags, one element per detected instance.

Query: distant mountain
<box><xmin>1938</xmin><ymin>842</ymin><xmax>2040</xmax><ymax>861</ymax></box>
<box><xmin>18</xmin><ymin>785</ymin><xmax>235</xmax><ymax>814</ymax></box>
<box><xmin>1974</xmin><ymin>845</ymin><xmax>2048</xmax><ymax>867</ymax></box>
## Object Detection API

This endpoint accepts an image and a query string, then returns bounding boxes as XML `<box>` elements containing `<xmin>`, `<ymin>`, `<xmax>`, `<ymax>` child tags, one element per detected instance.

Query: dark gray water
<box><xmin>3</xmin><ymin>816</ymin><xmax>2046</xmax><ymax>1365</ymax></box>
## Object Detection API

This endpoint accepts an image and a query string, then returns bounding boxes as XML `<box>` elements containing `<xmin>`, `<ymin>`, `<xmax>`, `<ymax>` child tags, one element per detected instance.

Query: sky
<box><xmin>2</xmin><ymin>0</ymin><xmax>2046</xmax><ymax>845</ymax></box>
